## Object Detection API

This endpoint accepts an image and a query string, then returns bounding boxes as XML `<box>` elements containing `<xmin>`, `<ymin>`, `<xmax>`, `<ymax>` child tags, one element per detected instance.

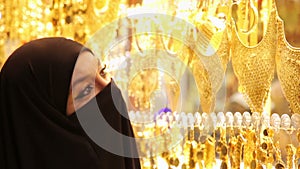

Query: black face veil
<box><xmin>0</xmin><ymin>37</ymin><xmax>140</xmax><ymax>169</ymax></box>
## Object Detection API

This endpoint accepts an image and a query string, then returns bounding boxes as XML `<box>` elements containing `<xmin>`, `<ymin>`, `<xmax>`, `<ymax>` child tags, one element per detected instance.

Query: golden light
<box><xmin>0</xmin><ymin>0</ymin><xmax>300</xmax><ymax>169</ymax></box>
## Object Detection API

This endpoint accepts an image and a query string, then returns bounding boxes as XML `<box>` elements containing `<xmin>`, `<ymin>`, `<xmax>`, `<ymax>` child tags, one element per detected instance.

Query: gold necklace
<box><xmin>231</xmin><ymin>0</ymin><xmax>277</xmax><ymax>113</ymax></box>
<box><xmin>194</xmin><ymin>27</ymin><xmax>230</xmax><ymax>113</ymax></box>
<box><xmin>188</xmin><ymin>1</ymin><xmax>231</xmax><ymax>113</ymax></box>
<box><xmin>276</xmin><ymin>16</ymin><xmax>300</xmax><ymax>114</ymax></box>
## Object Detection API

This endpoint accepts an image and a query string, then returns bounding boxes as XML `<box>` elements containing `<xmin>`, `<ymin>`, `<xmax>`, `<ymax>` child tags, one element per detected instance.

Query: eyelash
<box><xmin>75</xmin><ymin>84</ymin><xmax>93</xmax><ymax>100</ymax></box>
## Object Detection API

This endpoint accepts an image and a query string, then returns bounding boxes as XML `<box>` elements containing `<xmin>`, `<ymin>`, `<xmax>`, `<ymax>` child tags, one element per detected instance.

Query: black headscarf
<box><xmin>0</xmin><ymin>37</ymin><xmax>141</xmax><ymax>169</ymax></box>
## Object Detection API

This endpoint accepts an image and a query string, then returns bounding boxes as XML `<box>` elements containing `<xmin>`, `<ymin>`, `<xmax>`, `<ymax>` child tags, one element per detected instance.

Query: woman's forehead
<box><xmin>73</xmin><ymin>51</ymin><xmax>98</xmax><ymax>78</ymax></box>
<box><xmin>79</xmin><ymin>51</ymin><xmax>98</xmax><ymax>65</ymax></box>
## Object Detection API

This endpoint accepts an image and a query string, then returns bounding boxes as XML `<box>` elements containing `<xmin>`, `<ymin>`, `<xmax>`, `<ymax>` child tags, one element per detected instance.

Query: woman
<box><xmin>0</xmin><ymin>37</ymin><xmax>141</xmax><ymax>169</ymax></box>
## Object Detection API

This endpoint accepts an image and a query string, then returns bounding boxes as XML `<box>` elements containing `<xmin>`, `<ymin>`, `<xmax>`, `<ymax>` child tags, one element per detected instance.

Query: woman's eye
<box><xmin>75</xmin><ymin>85</ymin><xmax>93</xmax><ymax>100</ymax></box>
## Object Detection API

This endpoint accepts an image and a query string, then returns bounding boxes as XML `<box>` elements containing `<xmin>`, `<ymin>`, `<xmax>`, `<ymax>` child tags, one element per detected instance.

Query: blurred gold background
<box><xmin>0</xmin><ymin>0</ymin><xmax>299</xmax><ymax>115</ymax></box>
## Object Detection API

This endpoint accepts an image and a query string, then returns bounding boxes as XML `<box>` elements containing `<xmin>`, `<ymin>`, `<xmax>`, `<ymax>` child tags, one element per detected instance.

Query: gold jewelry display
<box><xmin>286</xmin><ymin>144</ymin><xmax>296</xmax><ymax>169</ymax></box>
<box><xmin>1</xmin><ymin>0</ymin><xmax>300</xmax><ymax>168</ymax></box>
<box><xmin>230</xmin><ymin>134</ymin><xmax>245</xmax><ymax>169</ymax></box>
<box><xmin>204</xmin><ymin>136</ymin><xmax>216</xmax><ymax>168</ymax></box>
<box><xmin>243</xmin><ymin>128</ymin><xmax>257</xmax><ymax>168</ymax></box>
<box><xmin>231</xmin><ymin>0</ymin><xmax>277</xmax><ymax>113</ymax></box>
<box><xmin>276</xmin><ymin>16</ymin><xmax>300</xmax><ymax>114</ymax></box>
<box><xmin>231</xmin><ymin>0</ymin><xmax>259</xmax><ymax>38</ymax></box>
<box><xmin>92</xmin><ymin>0</ymin><xmax>109</xmax><ymax>17</ymax></box>
<box><xmin>129</xmin><ymin>111</ymin><xmax>300</xmax><ymax>168</ymax></box>
<box><xmin>216</xmin><ymin>125</ymin><xmax>229</xmax><ymax>169</ymax></box>
<box><xmin>188</xmin><ymin>1</ymin><xmax>231</xmax><ymax>113</ymax></box>
<box><xmin>274</xmin><ymin>141</ymin><xmax>284</xmax><ymax>167</ymax></box>
<box><xmin>1</xmin><ymin>0</ymin><xmax>299</xmax><ymax>115</ymax></box>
